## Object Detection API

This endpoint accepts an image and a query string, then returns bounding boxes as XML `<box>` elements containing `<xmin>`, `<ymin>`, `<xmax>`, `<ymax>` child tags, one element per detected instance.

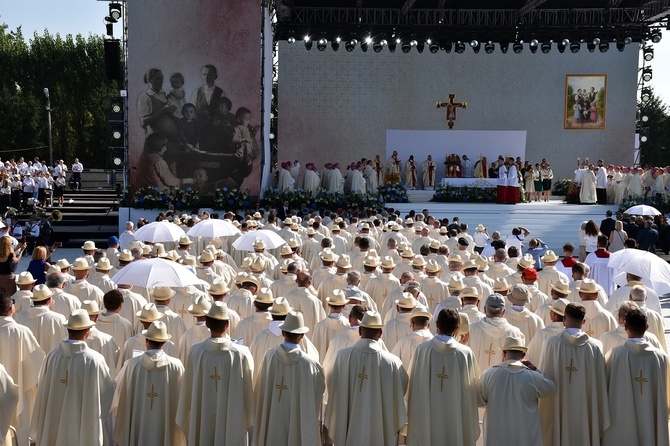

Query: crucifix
<box><xmin>210</xmin><ymin>367</ymin><xmax>222</xmax><ymax>393</ymax></box>
<box><xmin>484</xmin><ymin>343</ymin><xmax>496</xmax><ymax>366</ymax></box>
<box><xmin>565</xmin><ymin>359</ymin><xmax>578</xmax><ymax>384</ymax></box>
<box><xmin>275</xmin><ymin>376</ymin><xmax>288</xmax><ymax>402</ymax></box>
<box><xmin>436</xmin><ymin>366</ymin><xmax>449</xmax><ymax>392</ymax></box>
<box><xmin>436</xmin><ymin>94</ymin><xmax>467</xmax><ymax>129</ymax></box>
<box><xmin>634</xmin><ymin>369</ymin><xmax>648</xmax><ymax>396</ymax></box>
<box><xmin>146</xmin><ymin>384</ymin><xmax>159</xmax><ymax>410</ymax></box>
<box><xmin>357</xmin><ymin>366</ymin><xmax>368</xmax><ymax>392</ymax></box>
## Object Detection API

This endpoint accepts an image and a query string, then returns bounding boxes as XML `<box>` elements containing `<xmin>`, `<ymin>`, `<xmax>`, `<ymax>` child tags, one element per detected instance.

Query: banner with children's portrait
<box><xmin>127</xmin><ymin>0</ymin><xmax>262</xmax><ymax>198</ymax></box>
<box><xmin>564</xmin><ymin>74</ymin><xmax>607</xmax><ymax>130</ymax></box>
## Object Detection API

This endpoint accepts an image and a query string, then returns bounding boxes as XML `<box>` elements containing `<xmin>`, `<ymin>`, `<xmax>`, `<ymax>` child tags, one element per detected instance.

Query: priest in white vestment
<box><xmin>31</xmin><ymin>310</ymin><xmax>115</xmax><ymax>446</ymax></box>
<box><xmin>312</xmin><ymin>289</ymin><xmax>350</xmax><ymax>363</ymax></box>
<box><xmin>600</xmin><ymin>301</ymin><xmax>662</xmax><ymax>354</ymax></box>
<box><xmin>283</xmin><ymin>272</ymin><xmax>325</xmax><ymax>333</ymax></box>
<box><xmin>538</xmin><ymin>302</ymin><xmax>610</xmax><ymax>446</ymax></box>
<box><xmin>176</xmin><ymin>301</ymin><xmax>255</xmax><ymax>446</ymax></box>
<box><xmin>302</xmin><ymin>163</ymin><xmax>321</xmax><ymax>195</ymax></box>
<box><xmin>177</xmin><ymin>296</ymin><xmax>212</xmax><ymax>364</ymax></box>
<box><xmin>505</xmin><ymin>284</ymin><xmax>545</xmax><ymax>341</ymax></box>
<box><xmin>0</xmin><ymin>363</ymin><xmax>18</xmax><ymax>446</ymax></box>
<box><xmin>383</xmin><ymin>292</ymin><xmax>417</xmax><ymax>351</ymax></box>
<box><xmin>421</xmin><ymin>155</ymin><xmax>437</xmax><ymax>190</ymax></box>
<box><xmin>577</xmin><ymin>279</ymin><xmax>617</xmax><ymax>339</ymax></box>
<box><xmin>113</xmin><ymin>321</ymin><xmax>185</xmax><ymax>446</ymax></box>
<box><xmin>0</xmin><ymin>294</ymin><xmax>45</xmax><ymax>446</ymax></box>
<box><xmin>277</xmin><ymin>162</ymin><xmax>295</xmax><ymax>191</ymax></box>
<box><xmin>391</xmin><ymin>304</ymin><xmax>434</xmax><ymax>375</ymax></box>
<box><xmin>602</xmin><ymin>308</ymin><xmax>670</xmax><ymax>446</ymax></box>
<box><xmin>97</xmin><ymin>289</ymin><xmax>134</xmax><ymax>348</ymax></box>
<box><xmin>406</xmin><ymin>308</ymin><xmax>480</xmax><ymax>445</ymax></box>
<box><xmin>325</xmin><ymin>311</ymin><xmax>408</xmax><ymax>445</ymax></box>
<box><xmin>232</xmin><ymin>288</ymin><xmax>274</xmax><ymax>346</ymax></box>
<box><xmin>478</xmin><ymin>336</ymin><xmax>556</xmax><ymax>446</ymax></box>
<box><xmin>81</xmin><ymin>300</ymin><xmax>120</xmax><ymax>376</ymax></box>
<box><xmin>579</xmin><ymin>166</ymin><xmax>597</xmax><ymax>204</ymax></box>
<box><xmin>253</xmin><ymin>311</ymin><xmax>325</xmax><ymax>446</ymax></box>
<box><xmin>15</xmin><ymin>284</ymin><xmax>66</xmax><ymax>354</ymax></box>
<box><xmin>536</xmin><ymin>250</ymin><xmax>570</xmax><ymax>296</ymax></box>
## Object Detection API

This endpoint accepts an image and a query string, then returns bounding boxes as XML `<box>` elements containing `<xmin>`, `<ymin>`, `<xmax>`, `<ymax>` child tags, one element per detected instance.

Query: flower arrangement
<box><xmin>213</xmin><ymin>187</ymin><xmax>252</xmax><ymax>210</ymax></box>
<box><xmin>263</xmin><ymin>188</ymin><xmax>390</xmax><ymax>211</ymax></box>
<box><xmin>552</xmin><ymin>178</ymin><xmax>573</xmax><ymax>196</ymax></box>
<box><xmin>432</xmin><ymin>182</ymin><xmax>528</xmax><ymax>203</ymax></box>
<box><xmin>377</xmin><ymin>183</ymin><xmax>409</xmax><ymax>203</ymax></box>
<box><xmin>564</xmin><ymin>182</ymin><xmax>581</xmax><ymax>204</ymax></box>
<box><xmin>132</xmin><ymin>187</ymin><xmax>200</xmax><ymax>210</ymax></box>
<box><xmin>619</xmin><ymin>193</ymin><xmax>670</xmax><ymax>216</ymax></box>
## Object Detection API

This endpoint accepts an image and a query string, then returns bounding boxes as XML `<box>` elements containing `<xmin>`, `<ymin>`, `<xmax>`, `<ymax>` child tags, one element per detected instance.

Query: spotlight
<box><xmin>304</xmin><ymin>36</ymin><xmax>312</xmax><ymax>50</ymax></box>
<box><xmin>410</xmin><ymin>39</ymin><xmax>418</xmax><ymax>47</ymax></box>
<box><xmin>429</xmin><ymin>40</ymin><xmax>439</xmax><ymax>53</ymax></box>
<box><xmin>443</xmin><ymin>42</ymin><xmax>452</xmax><ymax>53</ymax></box>
<box><xmin>640</xmin><ymin>108</ymin><xmax>650</xmax><ymax>122</ymax></box>
<box><xmin>541</xmin><ymin>42</ymin><xmax>551</xmax><ymax>53</ymax></box>
<box><xmin>317</xmin><ymin>38</ymin><xmax>327</xmax><ymax>51</ymax></box>
<box><xmin>331</xmin><ymin>37</ymin><xmax>340</xmax><ymax>51</ymax></box>
<box><xmin>529</xmin><ymin>39</ymin><xmax>539</xmax><ymax>47</ymax></box>
<box><xmin>592</xmin><ymin>37</ymin><xmax>601</xmax><ymax>45</ymax></box>
<box><xmin>287</xmin><ymin>36</ymin><xmax>296</xmax><ymax>44</ymax></box>
<box><xmin>557</xmin><ymin>41</ymin><xmax>567</xmax><ymax>53</ymax></box>
<box><xmin>512</xmin><ymin>41</ymin><xmax>523</xmax><ymax>53</ymax></box>
<box><xmin>416</xmin><ymin>42</ymin><xmax>424</xmax><ymax>53</ymax></box>
<box><xmin>401</xmin><ymin>41</ymin><xmax>411</xmax><ymax>53</ymax></box>
<box><xmin>561</xmin><ymin>38</ymin><xmax>570</xmax><ymax>46</ymax></box>
<box><xmin>455</xmin><ymin>41</ymin><xmax>466</xmax><ymax>54</ymax></box>
<box><xmin>599</xmin><ymin>42</ymin><xmax>609</xmax><ymax>53</ymax></box>
<box><xmin>109</xmin><ymin>3</ymin><xmax>122</xmax><ymax>21</ymax></box>
<box><xmin>471</xmin><ymin>41</ymin><xmax>481</xmax><ymax>54</ymax></box>
<box><xmin>642</xmin><ymin>67</ymin><xmax>652</xmax><ymax>82</ymax></box>
<box><xmin>570</xmin><ymin>42</ymin><xmax>581</xmax><ymax>53</ymax></box>
<box><xmin>624</xmin><ymin>36</ymin><xmax>633</xmax><ymax>44</ymax></box>
<box><xmin>644</xmin><ymin>47</ymin><xmax>654</xmax><ymax>61</ymax></box>
<box><xmin>345</xmin><ymin>39</ymin><xmax>357</xmax><ymax>52</ymax></box>
<box><xmin>373</xmin><ymin>42</ymin><xmax>383</xmax><ymax>53</ymax></box>
<box><xmin>641</xmin><ymin>87</ymin><xmax>652</xmax><ymax>103</ymax></box>
<box><xmin>651</xmin><ymin>29</ymin><xmax>662</xmax><ymax>43</ymax></box>
<box><xmin>499</xmin><ymin>41</ymin><xmax>509</xmax><ymax>54</ymax></box>
<box><xmin>529</xmin><ymin>43</ymin><xmax>538</xmax><ymax>54</ymax></box>
<box><xmin>639</xmin><ymin>127</ymin><xmax>649</xmax><ymax>143</ymax></box>
<box><xmin>587</xmin><ymin>42</ymin><xmax>596</xmax><ymax>52</ymax></box>
<box><xmin>484</xmin><ymin>42</ymin><xmax>495</xmax><ymax>54</ymax></box>
<box><xmin>388</xmin><ymin>39</ymin><xmax>397</xmax><ymax>52</ymax></box>
<box><xmin>616</xmin><ymin>41</ymin><xmax>625</xmax><ymax>52</ymax></box>
<box><xmin>469</xmin><ymin>39</ymin><xmax>479</xmax><ymax>48</ymax></box>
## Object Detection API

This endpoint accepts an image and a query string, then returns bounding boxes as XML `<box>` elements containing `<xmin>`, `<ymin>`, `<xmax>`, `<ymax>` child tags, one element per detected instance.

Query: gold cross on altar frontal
<box><xmin>60</xmin><ymin>370</ymin><xmax>68</xmax><ymax>386</ymax></box>
<box><xmin>357</xmin><ymin>366</ymin><xmax>368</xmax><ymax>392</ymax></box>
<box><xmin>565</xmin><ymin>359</ymin><xmax>578</xmax><ymax>384</ymax></box>
<box><xmin>146</xmin><ymin>384</ymin><xmax>159</xmax><ymax>410</ymax></box>
<box><xmin>634</xmin><ymin>369</ymin><xmax>648</xmax><ymax>396</ymax></box>
<box><xmin>210</xmin><ymin>367</ymin><xmax>222</xmax><ymax>393</ymax></box>
<box><xmin>275</xmin><ymin>376</ymin><xmax>288</xmax><ymax>402</ymax></box>
<box><xmin>436</xmin><ymin>366</ymin><xmax>449</xmax><ymax>392</ymax></box>
<box><xmin>436</xmin><ymin>94</ymin><xmax>467</xmax><ymax>129</ymax></box>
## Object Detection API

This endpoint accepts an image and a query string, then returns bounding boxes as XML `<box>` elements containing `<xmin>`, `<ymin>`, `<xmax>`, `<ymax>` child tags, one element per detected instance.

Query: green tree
<box><xmin>0</xmin><ymin>24</ymin><xmax>119</xmax><ymax>167</ymax></box>
<box><xmin>638</xmin><ymin>89</ymin><xmax>670</xmax><ymax>167</ymax></box>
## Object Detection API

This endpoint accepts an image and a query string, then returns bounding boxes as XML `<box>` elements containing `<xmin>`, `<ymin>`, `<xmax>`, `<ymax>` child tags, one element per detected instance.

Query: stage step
<box><xmin>386</xmin><ymin>200</ymin><xmax>618</xmax><ymax>254</ymax></box>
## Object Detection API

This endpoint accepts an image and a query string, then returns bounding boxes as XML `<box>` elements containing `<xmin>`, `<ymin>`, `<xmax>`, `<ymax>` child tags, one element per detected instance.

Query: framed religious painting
<box><xmin>564</xmin><ymin>74</ymin><xmax>607</xmax><ymax>130</ymax></box>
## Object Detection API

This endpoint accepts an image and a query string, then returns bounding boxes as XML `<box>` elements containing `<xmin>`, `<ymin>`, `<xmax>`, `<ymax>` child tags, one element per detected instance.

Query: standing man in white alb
<box><xmin>71</xmin><ymin>158</ymin><xmax>83</xmax><ymax>190</ymax></box>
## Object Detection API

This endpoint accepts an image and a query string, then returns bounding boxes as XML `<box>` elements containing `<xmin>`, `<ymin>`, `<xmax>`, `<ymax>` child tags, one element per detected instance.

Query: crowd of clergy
<box><xmin>1</xmin><ymin>208</ymin><xmax>669</xmax><ymax>446</ymax></box>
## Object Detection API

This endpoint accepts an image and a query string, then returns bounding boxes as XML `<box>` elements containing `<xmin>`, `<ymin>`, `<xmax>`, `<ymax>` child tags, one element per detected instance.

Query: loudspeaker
<box><xmin>104</xmin><ymin>39</ymin><xmax>122</xmax><ymax>81</ymax></box>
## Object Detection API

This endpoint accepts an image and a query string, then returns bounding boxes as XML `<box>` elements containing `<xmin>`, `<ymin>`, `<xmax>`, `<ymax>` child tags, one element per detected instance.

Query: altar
<box><xmin>440</xmin><ymin>178</ymin><xmax>497</xmax><ymax>188</ymax></box>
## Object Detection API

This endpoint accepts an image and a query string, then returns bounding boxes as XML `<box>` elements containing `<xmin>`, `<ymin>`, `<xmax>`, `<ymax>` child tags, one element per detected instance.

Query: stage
<box><xmin>387</xmin><ymin>192</ymin><xmax>618</xmax><ymax>254</ymax></box>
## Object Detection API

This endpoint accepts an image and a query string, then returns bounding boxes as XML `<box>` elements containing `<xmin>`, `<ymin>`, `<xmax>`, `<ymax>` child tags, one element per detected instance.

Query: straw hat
<box><xmin>326</xmin><ymin>289</ymin><xmax>348</xmax><ymax>306</ymax></box>
<box><xmin>57</xmin><ymin>258</ymin><xmax>72</xmax><ymax>270</ymax></box>
<box><xmin>288</xmin><ymin>238</ymin><xmax>301</xmax><ymax>249</ymax></box>
<box><xmin>319</xmin><ymin>249</ymin><xmax>338</xmax><ymax>262</ymax></box>
<box><xmin>151</xmin><ymin>286</ymin><xmax>176</xmax><ymax>301</ymax></box>
<box><xmin>475</xmin><ymin>255</ymin><xmax>490</xmax><ymax>272</ymax></box>
<box><xmin>576</xmin><ymin>278</ymin><xmax>600</xmax><ymax>294</ymax></box>
<box><xmin>253</xmin><ymin>238</ymin><xmax>267</xmax><ymax>251</ymax></box>
<box><xmin>335</xmin><ymin>254</ymin><xmax>352</xmax><ymax>269</ymax></box>
<box><xmin>550</xmin><ymin>277</ymin><xmax>570</xmax><ymax>295</ymax></box>
<box><xmin>152</xmin><ymin>243</ymin><xmax>168</xmax><ymax>258</ymax></box>
<box><xmin>72</xmin><ymin>258</ymin><xmax>91</xmax><ymax>271</ymax></box>
<box><xmin>306</xmin><ymin>227</ymin><xmax>316</xmax><ymax>236</ymax></box>
<box><xmin>47</xmin><ymin>265</ymin><xmax>61</xmax><ymax>275</ymax></box>
<box><xmin>64</xmin><ymin>309</ymin><xmax>96</xmax><ymax>330</ymax></box>
<box><xmin>209</xmin><ymin>279</ymin><xmax>230</xmax><ymax>296</ymax></box>
<box><xmin>250</xmin><ymin>256</ymin><xmax>267</xmax><ymax>272</ymax></box>
<box><xmin>412</xmin><ymin>255</ymin><xmax>427</xmax><ymax>267</ymax></box>
<box><xmin>136</xmin><ymin>303</ymin><xmax>165</xmax><ymax>322</ymax></box>
<box><xmin>409</xmin><ymin>304</ymin><xmax>432</xmax><ymax>320</ymax></box>
<box><xmin>360</xmin><ymin>223</ymin><xmax>370</xmax><ymax>230</ymax></box>
<box><xmin>485</xmin><ymin>293</ymin><xmax>506</xmax><ymax>310</ymax></box>
<box><xmin>178</xmin><ymin>235</ymin><xmax>192</xmax><ymax>245</ymax></box>
<box><xmin>81</xmin><ymin>240</ymin><xmax>96</xmax><ymax>250</ymax></box>
<box><xmin>448</xmin><ymin>254</ymin><xmax>464</xmax><ymax>264</ymax></box>
<box><xmin>253</xmin><ymin>211</ymin><xmax>262</xmax><ymax>219</ymax></box>
<box><xmin>95</xmin><ymin>258</ymin><xmax>114</xmax><ymax>271</ymax></box>
<box><xmin>204</xmin><ymin>301</ymin><xmax>230</xmax><ymax>320</ymax></box>
<box><xmin>401</xmin><ymin>248</ymin><xmax>415</xmax><ymax>259</ymax></box>
<box><xmin>405</xmin><ymin>218</ymin><xmax>414</xmax><ymax>225</ymax></box>
<box><xmin>182</xmin><ymin>255</ymin><xmax>196</xmax><ymax>266</ymax></box>
<box><xmin>380</xmin><ymin>256</ymin><xmax>396</xmax><ymax>269</ymax></box>
<box><xmin>542</xmin><ymin>250</ymin><xmax>559</xmax><ymax>263</ymax></box>
<box><xmin>439</xmin><ymin>226</ymin><xmax>448</xmax><ymax>234</ymax></box>
<box><xmin>283</xmin><ymin>217</ymin><xmax>293</xmax><ymax>226</ymax></box>
<box><xmin>429</xmin><ymin>240</ymin><xmax>441</xmax><ymax>250</ymax></box>
<box><xmin>517</xmin><ymin>254</ymin><xmax>536</xmax><ymax>269</ymax></box>
<box><xmin>279</xmin><ymin>258</ymin><xmax>292</xmax><ymax>273</ymax></box>
<box><xmin>255</xmin><ymin>287</ymin><xmax>274</xmax><ymax>304</ymax></box>
<box><xmin>163</xmin><ymin>250</ymin><xmax>180</xmax><ymax>262</ymax></box>
<box><xmin>278</xmin><ymin>310</ymin><xmax>310</xmax><ymax>334</ymax></box>
<box><xmin>359</xmin><ymin>311</ymin><xmax>385</xmax><ymax>329</ymax></box>
<box><xmin>395</xmin><ymin>292</ymin><xmax>418</xmax><ymax>309</ymax></box>
<box><xmin>509</xmin><ymin>284</ymin><xmax>530</xmax><ymax>306</ymax></box>
<box><xmin>118</xmin><ymin>249</ymin><xmax>134</xmax><ymax>262</ymax></box>
<box><xmin>461</xmin><ymin>286</ymin><xmax>481</xmax><ymax>299</ymax></box>
<box><xmin>290</xmin><ymin>223</ymin><xmax>300</xmax><ymax>231</ymax></box>
<box><xmin>31</xmin><ymin>284</ymin><xmax>53</xmax><ymax>301</ymax></box>
<box><xmin>425</xmin><ymin>259</ymin><xmax>441</xmax><ymax>273</ymax></box>
<box><xmin>269</xmin><ymin>297</ymin><xmax>293</xmax><ymax>316</ymax></box>
<box><xmin>551</xmin><ymin>298</ymin><xmax>570</xmax><ymax>316</ymax></box>
<box><xmin>241</xmin><ymin>275</ymin><xmax>261</xmax><ymax>289</ymax></box>
<box><xmin>188</xmin><ymin>295</ymin><xmax>212</xmax><ymax>316</ymax></box>
<box><xmin>199</xmin><ymin>250</ymin><xmax>215</xmax><ymax>263</ymax></box>
<box><xmin>81</xmin><ymin>299</ymin><xmax>103</xmax><ymax>315</ymax></box>
<box><xmin>448</xmin><ymin>276</ymin><xmax>465</xmax><ymax>291</ymax></box>
<box><xmin>142</xmin><ymin>320</ymin><xmax>171</xmax><ymax>342</ymax></box>
<box><xmin>493</xmin><ymin>278</ymin><xmax>511</xmax><ymax>292</ymax></box>
<box><xmin>364</xmin><ymin>256</ymin><xmax>381</xmax><ymax>268</ymax></box>
<box><xmin>462</xmin><ymin>259</ymin><xmax>478</xmax><ymax>271</ymax></box>
<box><xmin>502</xmin><ymin>335</ymin><xmax>527</xmax><ymax>352</ymax></box>
<box><xmin>476</xmin><ymin>224</ymin><xmax>486</xmax><ymax>232</ymax></box>
<box><xmin>16</xmin><ymin>272</ymin><xmax>36</xmax><ymax>285</ymax></box>
<box><xmin>142</xmin><ymin>245</ymin><xmax>152</xmax><ymax>256</ymax></box>
<box><xmin>280</xmin><ymin>245</ymin><xmax>293</xmax><ymax>256</ymax></box>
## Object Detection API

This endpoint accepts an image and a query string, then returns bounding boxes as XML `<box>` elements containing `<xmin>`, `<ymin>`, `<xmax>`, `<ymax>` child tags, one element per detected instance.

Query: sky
<box><xmin>3</xmin><ymin>0</ymin><xmax>670</xmax><ymax>103</ymax></box>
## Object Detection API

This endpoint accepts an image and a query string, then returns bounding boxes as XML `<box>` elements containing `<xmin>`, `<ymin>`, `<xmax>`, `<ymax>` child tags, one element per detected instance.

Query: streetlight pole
<box><xmin>43</xmin><ymin>88</ymin><xmax>53</xmax><ymax>167</ymax></box>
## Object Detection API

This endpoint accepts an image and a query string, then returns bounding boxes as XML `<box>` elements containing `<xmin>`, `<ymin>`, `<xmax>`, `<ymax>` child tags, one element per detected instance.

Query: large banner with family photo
<box><xmin>127</xmin><ymin>0</ymin><xmax>263</xmax><ymax>196</ymax></box>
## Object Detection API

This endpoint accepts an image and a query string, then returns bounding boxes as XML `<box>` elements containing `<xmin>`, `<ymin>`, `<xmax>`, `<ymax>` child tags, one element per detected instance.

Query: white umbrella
<box><xmin>187</xmin><ymin>219</ymin><xmax>240</xmax><ymax>238</ymax></box>
<box><xmin>624</xmin><ymin>204</ymin><xmax>661</xmax><ymax>216</ymax></box>
<box><xmin>608</xmin><ymin>250</ymin><xmax>670</xmax><ymax>295</ymax></box>
<box><xmin>232</xmin><ymin>229</ymin><xmax>287</xmax><ymax>251</ymax></box>
<box><xmin>133</xmin><ymin>221</ymin><xmax>186</xmax><ymax>243</ymax></box>
<box><xmin>111</xmin><ymin>258</ymin><xmax>206</xmax><ymax>288</ymax></box>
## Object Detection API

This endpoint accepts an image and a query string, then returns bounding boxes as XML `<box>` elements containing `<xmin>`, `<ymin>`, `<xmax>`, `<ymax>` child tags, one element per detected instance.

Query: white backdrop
<box><xmin>385</xmin><ymin>130</ymin><xmax>527</xmax><ymax>182</ymax></box>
